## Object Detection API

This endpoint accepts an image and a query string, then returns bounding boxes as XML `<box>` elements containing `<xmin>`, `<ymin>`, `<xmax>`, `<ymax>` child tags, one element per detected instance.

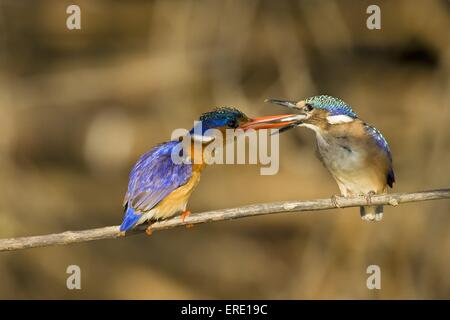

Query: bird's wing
<box><xmin>364</xmin><ymin>124</ymin><xmax>395</xmax><ymax>187</ymax></box>
<box><xmin>123</xmin><ymin>141</ymin><xmax>192</xmax><ymax>213</ymax></box>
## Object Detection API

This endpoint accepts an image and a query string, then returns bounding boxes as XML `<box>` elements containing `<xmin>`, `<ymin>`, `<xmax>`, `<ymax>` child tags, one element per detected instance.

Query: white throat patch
<box><xmin>299</xmin><ymin>122</ymin><xmax>321</xmax><ymax>133</ymax></box>
<box><xmin>326</xmin><ymin>115</ymin><xmax>354</xmax><ymax>124</ymax></box>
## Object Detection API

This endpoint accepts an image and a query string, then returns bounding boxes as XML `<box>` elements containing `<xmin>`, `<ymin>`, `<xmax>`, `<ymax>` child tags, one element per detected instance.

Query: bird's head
<box><xmin>265</xmin><ymin>95</ymin><xmax>358</xmax><ymax>133</ymax></box>
<box><xmin>190</xmin><ymin>107</ymin><xmax>299</xmax><ymax>142</ymax></box>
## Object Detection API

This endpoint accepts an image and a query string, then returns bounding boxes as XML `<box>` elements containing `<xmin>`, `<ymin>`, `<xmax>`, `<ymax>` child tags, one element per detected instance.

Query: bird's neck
<box><xmin>185</xmin><ymin>141</ymin><xmax>210</xmax><ymax>171</ymax></box>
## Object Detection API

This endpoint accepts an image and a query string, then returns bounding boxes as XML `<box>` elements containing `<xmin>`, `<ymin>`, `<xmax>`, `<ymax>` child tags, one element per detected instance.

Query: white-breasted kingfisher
<box><xmin>119</xmin><ymin>107</ymin><xmax>298</xmax><ymax>234</ymax></box>
<box><xmin>266</xmin><ymin>95</ymin><xmax>395</xmax><ymax>222</ymax></box>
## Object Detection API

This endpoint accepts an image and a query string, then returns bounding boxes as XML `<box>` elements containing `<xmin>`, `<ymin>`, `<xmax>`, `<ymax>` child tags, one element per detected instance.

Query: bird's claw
<box><xmin>145</xmin><ymin>226</ymin><xmax>153</xmax><ymax>236</ymax></box>
<box><xmin>365</xmin><ymin>191</ymin><xmax>376</xmax><ymax>206</ymax></box>
<box><xmin>331</xmin><ymin>194</ymin><xmax>342</xmax><ymax>208</ymax></box>
<box><xmin>388</xmin><ymin>199</ymin><xmax>398</xmax><ymax>206</ymax></box>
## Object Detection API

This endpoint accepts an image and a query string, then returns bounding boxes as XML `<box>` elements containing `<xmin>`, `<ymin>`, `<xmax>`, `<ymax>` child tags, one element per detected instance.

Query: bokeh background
<box><xmin>0</xmin><ymin>0</ymin><xmax>449</xmax><ymax>299</ymax></box>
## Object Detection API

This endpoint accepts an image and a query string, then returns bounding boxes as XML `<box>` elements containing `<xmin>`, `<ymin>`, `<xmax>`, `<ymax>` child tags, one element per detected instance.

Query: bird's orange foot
<box><xmin>181</xmin><ymin>210</ymin><xmax>191</xmax><ymax>223</ymax></box>
<box><xmin>145</xmin><ymin>226</ymin><xmax>153</xmax><ymax>236</ymax></box>
<box><xmin>186</xmin><ymin>223</ymin><xmax>194</xmax><ymax>229</ymax></box>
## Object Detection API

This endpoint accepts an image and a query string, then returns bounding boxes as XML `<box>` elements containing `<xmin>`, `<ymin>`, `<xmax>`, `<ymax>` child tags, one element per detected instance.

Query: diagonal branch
<box><xmin>0</xmin><ymin>189</ymin><xmax>449</xmax><ymax>252</ymax></box>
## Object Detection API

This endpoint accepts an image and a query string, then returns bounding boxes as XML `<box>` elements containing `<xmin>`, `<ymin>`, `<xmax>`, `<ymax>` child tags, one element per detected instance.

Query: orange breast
<box><xmin>152</xmin><ymin>165</ymin><xmax>205</xmax><ymax>220</ymax></box>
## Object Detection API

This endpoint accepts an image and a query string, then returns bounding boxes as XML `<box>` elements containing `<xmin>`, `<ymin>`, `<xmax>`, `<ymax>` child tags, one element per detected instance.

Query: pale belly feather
<box><xmin>316</xmin><ymin>132</ymin><xmax>385</xmax><ymax>196</ymax></box>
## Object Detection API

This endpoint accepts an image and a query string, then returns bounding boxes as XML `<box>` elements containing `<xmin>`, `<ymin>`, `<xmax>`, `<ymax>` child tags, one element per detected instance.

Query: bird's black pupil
<box><xmin>305</xmin><ymin>104</ymin><xmax>313</xmax><ymax>111</ymax></box>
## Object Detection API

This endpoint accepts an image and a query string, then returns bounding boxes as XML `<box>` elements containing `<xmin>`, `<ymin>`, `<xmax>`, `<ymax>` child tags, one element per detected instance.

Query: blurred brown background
<box><xmin>0</xmin><ymin>0</ymin><xmax>449</xmax><ymax>299</ymax></box>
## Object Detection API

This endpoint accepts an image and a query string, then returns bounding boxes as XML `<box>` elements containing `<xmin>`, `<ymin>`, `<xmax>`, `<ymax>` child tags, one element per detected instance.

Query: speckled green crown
<box><xmin>305</xmin><ymin>95</ymin><xmax>357</xmax><ymax>118</ymax></box>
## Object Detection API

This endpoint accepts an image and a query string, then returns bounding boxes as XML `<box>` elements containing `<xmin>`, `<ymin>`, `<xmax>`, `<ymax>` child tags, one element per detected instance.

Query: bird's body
<box><xmin>120</xmin><ymin>140</ymin><xmax>196</xmax><ymax>231</ymax></box>
<box><xmin>267</xmin><ymin>95</ymin><xmax>395</xmax><ymax>221</ymax></box>
<box><xmin>119</xmin><ymin>107</ymin><xmax>298</xmax><ymax>233</ymax></box>
<box><xmin>314</xmin><ymin>119</ymin><xmax>393</xmax><ymax>196</ymax></box>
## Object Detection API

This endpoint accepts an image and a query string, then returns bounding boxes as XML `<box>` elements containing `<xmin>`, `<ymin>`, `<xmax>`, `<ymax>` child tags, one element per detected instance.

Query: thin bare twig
<box><xmin>0</xmin><ymin>189</ymin><xmax>449</xmax><ymax>252</ymax></box>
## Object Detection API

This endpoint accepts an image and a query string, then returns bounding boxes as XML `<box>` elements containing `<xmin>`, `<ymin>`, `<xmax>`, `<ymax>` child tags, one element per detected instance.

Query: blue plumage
<box><xmin>364</xmin><ymin>124</ymin><xmax>395</xmax><ymax>187</ymax></box>
<box><xmin>190</xmin><ymin>107</ymin><xmax>245</xmax><ymax>134</ymax></box>
<box><xmin>120</xmin><ymin>140</ymin><xmax>192</xmax><ymax>231</ymax></box>
<box><xmin>305</xmin><ymin>95</ymin><xmax>358</xmax><ymax>118</ymax></box>
<box><xmin>120</xmin><ymin>206</ymin><xmax>141</xmax><ymax>232</ymax></box>
<box><xmin>364</xmin><ymin>124</ymin><xmax>392</xmax><ymax>161</ymax></box>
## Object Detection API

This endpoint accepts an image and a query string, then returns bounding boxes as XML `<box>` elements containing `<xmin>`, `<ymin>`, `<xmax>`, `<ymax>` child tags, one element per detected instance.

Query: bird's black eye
<box><xmin>304</xmin><ymin>103</ymin><xmax>313</xmax><ymax>112</ymax></box>
<box><xmin>227</xmin><ymin>119</ymin><xmax>238</xmax><ymax>128</ymax></box>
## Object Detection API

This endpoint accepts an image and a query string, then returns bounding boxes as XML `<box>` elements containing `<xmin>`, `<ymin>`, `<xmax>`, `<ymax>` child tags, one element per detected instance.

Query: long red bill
<box><xmin>238</xmin><ymin>114</ymin><xmax>302</xmax><ymax>130</ymax></box>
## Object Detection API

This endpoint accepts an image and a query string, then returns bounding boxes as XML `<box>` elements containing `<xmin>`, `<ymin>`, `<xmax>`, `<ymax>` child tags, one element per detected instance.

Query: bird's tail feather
<box><xmin>360</xmin><ymin>205</ymin><xmax>383</xmax><ymax>222</ymax></box>
<box><xmin>120</xmin><ymin>206</ymin><xmax>142</xmax><ymax>232</ymax></box>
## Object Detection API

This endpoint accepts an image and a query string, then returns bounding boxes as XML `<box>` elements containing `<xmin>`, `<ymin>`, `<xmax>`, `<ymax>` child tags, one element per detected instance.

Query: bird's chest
<box><xmin>315</xmin><ymin>132</ymin><xmax>386</xmax><ymax>195</ymax></box>
<box><xmin>153</xmin><ymin>167</ymin><xmax>202</xmax><ymax>220</ymax></box>
<box><xmin>315</xmin><ymin>133</ymin><xmax>366</xmax><ymax>174</ymax></box>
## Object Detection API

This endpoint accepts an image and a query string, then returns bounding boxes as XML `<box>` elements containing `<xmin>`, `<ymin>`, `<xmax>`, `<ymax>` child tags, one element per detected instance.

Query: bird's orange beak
<box><xmin>238</xmin><ymin>114</ymin><xmax>301</xmax><ymax>131</ymax></box>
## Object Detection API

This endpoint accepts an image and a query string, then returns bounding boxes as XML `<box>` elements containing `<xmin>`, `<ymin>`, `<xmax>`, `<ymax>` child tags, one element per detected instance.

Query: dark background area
<box><xmin>0</xmin><ymin>0</ymin><xmax>449</xmax><ymax>298</ymax></box>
